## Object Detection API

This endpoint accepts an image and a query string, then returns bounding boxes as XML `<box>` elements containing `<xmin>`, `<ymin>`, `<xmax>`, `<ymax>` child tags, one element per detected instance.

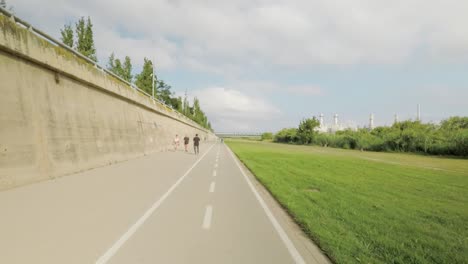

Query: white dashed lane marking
<box><xmin>202</xmin><ymin>205</ymin><xmax>213</xmax><ymax>230</ymax></box>
<box><xmin>209</xmin><ymin>182</ymin><xmax>215</xmax><ymax>193</ymax></box>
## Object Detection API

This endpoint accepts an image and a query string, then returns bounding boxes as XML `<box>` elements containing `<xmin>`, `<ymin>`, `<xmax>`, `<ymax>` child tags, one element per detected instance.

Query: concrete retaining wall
<box><xmin>0</xmin><ymin>15</ymin><xmax>215</xmax><ymax>190</ymax></box>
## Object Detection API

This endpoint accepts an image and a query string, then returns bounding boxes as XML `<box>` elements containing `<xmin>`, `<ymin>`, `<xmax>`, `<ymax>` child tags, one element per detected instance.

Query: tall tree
<box><xmin>157</xmin><ymin>80</ymin><xmax>173</xmax><ymax>104</ymax></box>
<box><xmin>113</xmin><ymin>59</ymin><xmax>123</xmax><ymax>76</ymax></box>
<box><xmin>193</xmin><ymin>97</ymin><xmax>201</xmax><ymax>120</ymax></box>
<box><xmin>107</xmin><ymin>53</ymin><xmax>133</xmax><ymax>83</ymax></box>
<box><xmin>183</xmin><ymin>91</ymin><xmax>189</xmax><ymax>116</ymax></box>
<box><xmin>122</xmin><ymin>56</ymin><xmax>133</xmax><ymax>82</ymax></box>
<box><xmin>75</xmin><ymin>17</ymin><xmax>86</xmax><ymax>53</ymax></box>
<box><xmin>107</xmin><ymin>52</ymin><xmax>116</xmax><ymax>70</ymax></box>
<box><xmin>75</xmin><ymin>17</ymin><xmax>97</xmax><ymax>61</ymax></box>
<box><xmin>60</xmin><ymin>23</ymin><xmax>74</xmax><ymax>48</ymax></box>
<box><xmin>297</xmin><ymin>117</ymin><xmax>320</xmax><ymax>144</ymax></box>
<box><xmin>84</xmin><ymin>17</ymin><xmax>97</xmax><ymax>61</ymax></box>
<box><xmin>135</xmin><ymin>58</ymin><xmax>154</xmax><ymax>95</ymax></box>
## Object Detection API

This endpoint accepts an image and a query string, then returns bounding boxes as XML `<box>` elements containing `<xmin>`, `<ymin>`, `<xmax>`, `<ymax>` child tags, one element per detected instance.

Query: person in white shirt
<box><xmin>173</xmin><ymin>134</ymin><xmax>180</xmax><ymax>151</ymax></box>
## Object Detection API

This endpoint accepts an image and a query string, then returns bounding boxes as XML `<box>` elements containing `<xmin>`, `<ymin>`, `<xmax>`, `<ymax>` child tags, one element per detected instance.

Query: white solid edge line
<box><xmin>213</xmin><ymin>170</ymin><xmax>217</xmax><ymax>177</ymax></box>
<box><xmin>226</xmin><ymin>145</ymin><xmax>306</xmax><ymax>264</ymax></box>
<box><xmin>95</xmin><ymin>144</ymin><xmax>215</xmax><ymax>264</ymax></box>
<box><xmin>209</xmin><ymin>181</ymin><xmax>216</xmax><ymax>193</ymax></box>
<box><xmin>202</xmin><ymin>205</ymin><xmax>213</xmax><ymax>229</ymax></box>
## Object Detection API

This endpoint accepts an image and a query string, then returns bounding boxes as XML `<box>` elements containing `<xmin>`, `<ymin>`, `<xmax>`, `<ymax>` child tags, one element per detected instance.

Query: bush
<box><xmin>273</xmin><ymin>116</ymin><xmax>468</xmax><ymax>157</ymax></box>
<box><xmin>297</xmin><ymin>118</ymin><xmax>320</xmax><ymax>144</ymax></box>
<box><xmin>261</xmin><ymin>132</ymin><xmax>273</xmax><ymax>141</ymax></box>
<box><xmin>274</xmin><ymin>128</ymin><xmax>299</xmax><ymax>143</ymax></box>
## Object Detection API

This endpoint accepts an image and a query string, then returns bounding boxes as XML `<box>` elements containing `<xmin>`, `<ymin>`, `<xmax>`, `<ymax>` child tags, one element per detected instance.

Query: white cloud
<box><xmin>8</xmin><ymin>0</ymin><xmax>468</xmax><ymax>131</ymax></box>
<box><xmin>94</xmin><ymin>29</ymin><xmax>178</xmax><ymax>69</ymax></box>
<box><xmin>12</xmin><ymin>0</ymin><xmax>468</xmax><ymax>73</ymax></box>
<box><xmin>288</xmin><ymin>86</ymin><xmax>323</xmax><ymax>96</ymax></box>
<box><xmin>192</xmin><ymin>87</ymin><xmax>281</xmax><ymax>132</ymax></box>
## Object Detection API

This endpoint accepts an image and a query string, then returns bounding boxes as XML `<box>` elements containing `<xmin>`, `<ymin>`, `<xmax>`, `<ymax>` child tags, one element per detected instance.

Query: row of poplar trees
<box><xmin>59</xmin><ymin>17</ymin><xmax>212</xmax><ymax>131</ymax></box>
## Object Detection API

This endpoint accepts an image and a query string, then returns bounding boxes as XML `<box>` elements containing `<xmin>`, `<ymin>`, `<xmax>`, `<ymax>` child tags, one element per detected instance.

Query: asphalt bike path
<box><xmin>105</xmin><ymin>143</ymin><xmax>296</xmax><ymax>264</ymax></box>
<box><xmin>0</xmin><ymin>142</ymin><xmax>328</xmax><ymax>263</ymax></box>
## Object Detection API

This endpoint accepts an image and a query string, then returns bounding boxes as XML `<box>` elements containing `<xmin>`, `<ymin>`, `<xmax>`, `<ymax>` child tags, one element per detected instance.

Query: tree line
<box><xmin>270</xmin><ymin>116</ymin><xmax>468</xmax><ymax>157</ymax></box>
<box><xmin>59</xmin><ymin>17</ymin><xmax>212</xmax><ymax>131</ymax></box>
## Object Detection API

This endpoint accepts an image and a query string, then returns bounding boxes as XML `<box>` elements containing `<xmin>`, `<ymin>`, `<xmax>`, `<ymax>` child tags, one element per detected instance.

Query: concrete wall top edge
<box><xmin>0</xmin><ymin>14</ymin><xmax>210</xmax><ymax>134</ymax></box>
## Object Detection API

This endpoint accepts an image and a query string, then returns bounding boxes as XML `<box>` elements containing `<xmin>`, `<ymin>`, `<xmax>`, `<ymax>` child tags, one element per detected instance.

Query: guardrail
<box><xmin>0</xmin><ymin>7</ymin><xmax>204</xmax><ymax>130</ymax></box>
<box><xmin>215</xmin><ymin>133</ymin><xmax>263</xmax><ymax>138</ymax></box>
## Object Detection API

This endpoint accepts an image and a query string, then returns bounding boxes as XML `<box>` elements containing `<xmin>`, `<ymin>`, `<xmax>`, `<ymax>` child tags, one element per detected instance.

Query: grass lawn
<box><xmin>226</xmin><ymin>139</ymin><xmax>468</xmax><ymax>264</ymax></box>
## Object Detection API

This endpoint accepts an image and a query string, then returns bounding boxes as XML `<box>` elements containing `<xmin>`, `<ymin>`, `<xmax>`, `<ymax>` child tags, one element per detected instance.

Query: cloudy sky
<box><xmin>11</xmin><ymin>0</ymin><xmax>468</xmax><ymax>132</ymax></box>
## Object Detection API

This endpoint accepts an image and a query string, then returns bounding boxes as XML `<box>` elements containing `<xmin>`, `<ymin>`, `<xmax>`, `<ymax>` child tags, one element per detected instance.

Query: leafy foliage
<box><xmin>60</xmin><ymin>23</ymin><xmax>74</xmax><ymax>48</ymax></box>
<box><xmin>75</xmin><ymin>17</ymin><xmax>97</xmax><ymax>61</ymax></box>
<box><xmin>297</xmin><ymin>117</ymin><xmax>320</xmax><ymax>144</ymax></box>
<box><xmin>134</xmin><ymin>58</ymin><xmax>154</xmax><ymax>95</ymax></box>
<box><xmin>274</xmin><ymin>128</ymin><xmax>299</xmax><ymax>143</ymax></box>
<box><xmin>107</xmin><ymin>53</ymin><xmax>133</xmax><ymax>82</ymax></box>
<box><xmin>60</xmin><ymin>17</ymin><xmax>97</xmax><ymax>61</ymax></box>
<box><xmin>59</xmin><ymin>19</ymin><xmax>212</xmax><ymax>131</ymax></box>
<box><xmin>261</xmin><ymin>132</ymin><xmax>273</xmax><ymax>141</ymax></box>
<box><xmin>275</xmin><ymin>117</ymin><xmax>468</xmax><ymax>157</ymax></box>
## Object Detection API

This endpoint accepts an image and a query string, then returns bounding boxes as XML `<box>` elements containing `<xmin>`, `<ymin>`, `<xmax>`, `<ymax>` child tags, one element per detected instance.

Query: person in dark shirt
<box><xmin>193</xmin><ymin>134</ymin><xmax>201</xmax><ymax>154</ymax></box>
<box><xmin>183</xmin><ymin>135</ymin><xmax>190</xmax><ymax>152</ymax></box>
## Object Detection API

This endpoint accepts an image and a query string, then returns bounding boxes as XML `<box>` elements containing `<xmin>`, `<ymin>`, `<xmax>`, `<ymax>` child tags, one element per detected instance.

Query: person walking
<box><xmin>183</xmin><ymin>135</ymin><xmax>190</xmax><ymax>152</ymax></box>
<box><xmin>173</xmin><ymin>134</ymin><xmax>180</xmax><ymax>151</ymax></box>
<box><xmin>193</xmin><ymin>134</ymin><xmax>201</xmax><ymax>154</ymax></box>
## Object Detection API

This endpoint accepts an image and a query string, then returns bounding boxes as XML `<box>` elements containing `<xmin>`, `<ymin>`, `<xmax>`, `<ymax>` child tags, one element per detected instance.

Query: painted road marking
<box><xmin>214</xmin><ymin>163</ymin><xmax>218</xmax><ymax>168</ymax></box>
<box><xmin>213</xmin><ymin>170</ymin><xmax>217</xmax><ymax>177</ymax></box>
<box><xmin>226</xmin><ymin>146</ymin><xmax>306</xmax><ymax>264</ymax></box>
<box><xmin>209</xmin><ymin>182</ymin><xmax>216</xmax><ymax>193</ymax></box>
<box><xmin>96</xmin><ymin>144</ymin><xmax>215</xmax><ymax>264</ymax></box>
<box><xmin>202</xmin><ymin>205</ymin><xmax>213</xmax><ymax>230</ymax></box>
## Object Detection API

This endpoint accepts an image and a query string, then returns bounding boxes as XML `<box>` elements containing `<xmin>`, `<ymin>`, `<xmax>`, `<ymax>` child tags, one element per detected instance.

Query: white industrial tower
<box><xmin>417</xmin><ymin>104</ymin><xmax>421</xmax><ymax>121</ymax></box>
<box><xmin>333</xmin><ymin>113</ymin><xmax>338</xmax><ymax>126</ymax></box>
<box><xmin>369</xmin><ymin>113</ymin><xmax>374</xmax><ymax>130</ymax></box>
<box><xmin>394</xmin><ymin>114</ymin><xmax>399</xmax><ymax>124</ymax></box>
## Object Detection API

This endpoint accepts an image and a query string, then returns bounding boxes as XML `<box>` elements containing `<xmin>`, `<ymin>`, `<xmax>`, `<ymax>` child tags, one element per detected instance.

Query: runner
<box><xmin>173</xmin><ymin>134</ymin><xmax>180</xmax><ymax>151</ymax></box>
<box><xmin>193</xmin><ymin>134</ymin><xmax>201</xmax><ymax>154</ymax></box>
<box><xmin>183</xmin><ymin>135</ymin><xmax>190</xmax><ymax>152</ymax></box>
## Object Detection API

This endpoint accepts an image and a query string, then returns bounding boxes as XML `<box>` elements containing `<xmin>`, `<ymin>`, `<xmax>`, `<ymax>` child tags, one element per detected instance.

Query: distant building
<box><xmin>316</xmin><ymin>113</ymin><xmax>355</xmax><ymax>133</ymax></box>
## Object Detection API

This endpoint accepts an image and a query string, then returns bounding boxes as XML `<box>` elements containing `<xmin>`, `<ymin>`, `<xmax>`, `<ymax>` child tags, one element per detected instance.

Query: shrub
<box><xmin>261</xmin><ymin>132</ymin><xmax>273</xmax><ymax>141</ymax></box>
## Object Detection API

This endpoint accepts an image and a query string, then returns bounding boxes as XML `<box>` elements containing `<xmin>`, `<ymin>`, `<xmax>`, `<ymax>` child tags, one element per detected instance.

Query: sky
<box><xmin>10</xmin><ymin>0</ymin><xmax>468</xmax><ymax>132</ymax></box>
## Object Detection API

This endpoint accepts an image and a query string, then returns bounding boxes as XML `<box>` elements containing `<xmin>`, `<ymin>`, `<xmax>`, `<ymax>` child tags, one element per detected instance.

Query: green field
<box><xmin>226</xmin><ymin>139</ymin><xmax>468</xmax><ymax>264</ymax></box>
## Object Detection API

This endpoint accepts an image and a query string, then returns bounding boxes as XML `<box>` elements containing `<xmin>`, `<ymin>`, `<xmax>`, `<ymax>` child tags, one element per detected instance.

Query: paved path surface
<box><xmin>0</xmin><ymin>142</ymin><xmax>330</xmax><ymax>264</ymax></box>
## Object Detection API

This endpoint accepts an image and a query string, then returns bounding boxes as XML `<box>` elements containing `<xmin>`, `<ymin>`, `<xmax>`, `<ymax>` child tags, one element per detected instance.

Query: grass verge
<box><xmin>226</xmin><ymin>139</ymin><xmax>468</xmax><ymax>264</ymax></box>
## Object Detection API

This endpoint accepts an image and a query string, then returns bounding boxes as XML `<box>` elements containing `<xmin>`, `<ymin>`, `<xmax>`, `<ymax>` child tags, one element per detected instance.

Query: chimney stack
<box><xmin>417</xmin><ymin>104</ymin><xmax>421</xmax><ymax>121</ymax></box>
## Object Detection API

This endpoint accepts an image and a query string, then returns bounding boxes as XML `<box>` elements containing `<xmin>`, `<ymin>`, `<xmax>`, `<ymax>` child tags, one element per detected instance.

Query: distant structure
<box><xmin>319</xmin><ymin>113</ymin><xmax>325</xmax><ymax>128</ymax></box>
<box><xmin>316</xmin><ymin>113</ymin><xmax>355</xmax><ymax>133</ymax></box>
<box><xmin>317</xmin><ymin>113</ymin><xmax>328</xmax><ymax>133</ymax></box>
<box><xmin>315</xmin><ymin>106</ymin><xmax>422</xmax><ymax>133</ymax></box>
<box><xmin>417</xmin><ymin>104</ymin><xmax>421</xmax><ymax>121</ymax></box>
